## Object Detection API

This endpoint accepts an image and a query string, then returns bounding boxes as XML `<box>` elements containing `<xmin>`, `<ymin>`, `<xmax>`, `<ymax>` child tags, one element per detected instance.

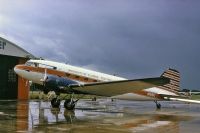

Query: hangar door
<box><xmin>0</xmin><ymin>55</ymin><xmax>18</xmax><ymax>99</ymax></box>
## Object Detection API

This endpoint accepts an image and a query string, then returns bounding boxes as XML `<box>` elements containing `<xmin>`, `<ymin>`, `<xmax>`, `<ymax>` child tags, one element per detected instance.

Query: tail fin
<box><xmin>159</xmin><ymin>68</ymin><xmax>180</xmax><ymax>94</ymax></box>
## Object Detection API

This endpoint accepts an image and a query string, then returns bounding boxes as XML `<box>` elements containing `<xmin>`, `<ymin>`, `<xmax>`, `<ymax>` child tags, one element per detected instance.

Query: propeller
<box><xmin>40</xmin><ymin>68</ymin><xmax>48</xmax><ymax>86</ymax></box>
<box><xmin>40</xmin><ymin>68</ymin><xmax>50</xmax><ymax>95</ymax></box>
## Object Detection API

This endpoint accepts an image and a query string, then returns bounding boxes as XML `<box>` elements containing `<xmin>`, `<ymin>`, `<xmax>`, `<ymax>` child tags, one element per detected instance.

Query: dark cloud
<box><xmin>0</xmin><ymin>0</ymin><xmax>200</xmax><ymax>89</ymax></box>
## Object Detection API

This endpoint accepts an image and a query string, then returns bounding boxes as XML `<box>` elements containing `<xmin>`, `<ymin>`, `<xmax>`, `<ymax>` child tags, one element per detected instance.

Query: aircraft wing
<box><xmin>69</xmin><ymin>77</ymin><xmax>170</xmax><ymax>96</ymax></box>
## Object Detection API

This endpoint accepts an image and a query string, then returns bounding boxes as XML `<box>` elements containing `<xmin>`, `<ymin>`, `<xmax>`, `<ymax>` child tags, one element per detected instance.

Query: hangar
<box><xmin>0</xmin><ymin>37</ymin><xmax>35</xmax><ymax>100</ymax></box>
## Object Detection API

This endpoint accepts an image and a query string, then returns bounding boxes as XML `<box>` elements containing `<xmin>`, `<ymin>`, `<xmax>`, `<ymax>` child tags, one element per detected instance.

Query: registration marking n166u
<box><xmin>147</xmin><ymin>92</ymin><xmax>156</xmax><ymax>97</ymax></box>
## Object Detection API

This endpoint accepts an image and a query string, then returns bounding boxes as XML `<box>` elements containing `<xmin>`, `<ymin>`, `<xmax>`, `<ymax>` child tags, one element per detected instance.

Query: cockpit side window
<box><xmin>25</xmin><ymin>61</ymin><xmax>38</xmax><ymax>67</ymax></box>
<box><xmin>25</xmin><ymin>62</ymin><xmax>33</xmax><ymax>67</ymax></box>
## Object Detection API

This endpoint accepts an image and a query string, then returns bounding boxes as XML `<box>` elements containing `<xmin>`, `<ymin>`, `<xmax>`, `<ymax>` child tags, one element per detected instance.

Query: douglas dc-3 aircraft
<box><xmin>14</xmin><ymin>59</ymin><xmax>199</xmax><ymax>110</ymax></box>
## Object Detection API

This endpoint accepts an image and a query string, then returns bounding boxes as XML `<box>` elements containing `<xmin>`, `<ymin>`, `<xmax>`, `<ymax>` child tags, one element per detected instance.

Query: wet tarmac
<box><xmin>0</xmin><ymin>99</ymin><xmax>200</xmax><ymax>133</ymax></box>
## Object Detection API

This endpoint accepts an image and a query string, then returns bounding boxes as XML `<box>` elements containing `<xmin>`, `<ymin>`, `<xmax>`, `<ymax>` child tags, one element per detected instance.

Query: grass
<box><xmin>29</xmin><ymin>91</ymin><xmax>200</xmax><ymax>101</ymax></box>
<box><xmin>29</xmin><ymin>91</ymin><xmax>101</xmax><ymax>100</ymax></box>
<box><xmin>190</xmin><ymin>94</ymin><xmax>200</xmax><ymax>100</ymax></box>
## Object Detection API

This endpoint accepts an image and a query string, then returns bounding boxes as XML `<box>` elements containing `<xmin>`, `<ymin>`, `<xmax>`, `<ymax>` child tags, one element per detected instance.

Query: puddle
<box><xmin>0</xmin><ymin>99</ymin><xmax>199</xmax><ymax>132</ymax></box>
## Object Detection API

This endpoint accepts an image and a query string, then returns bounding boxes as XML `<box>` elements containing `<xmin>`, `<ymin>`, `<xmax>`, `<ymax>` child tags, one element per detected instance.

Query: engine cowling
<box><xmin>44</xmin><ymin>75</ymin><xmax>78</xmax><ymax>93</ymax></box>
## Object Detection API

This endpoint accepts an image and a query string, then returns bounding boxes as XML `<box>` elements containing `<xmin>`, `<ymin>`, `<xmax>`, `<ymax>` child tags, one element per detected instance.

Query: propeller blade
<box><xmin>44</xmin><ymin>68</ymin><xmax>47</xmax><ymax>81</ymax></box>
<box><xmin>40</xmin><ymin>68</ymin><xmax>48</xmax><ymax>86</ymax></box>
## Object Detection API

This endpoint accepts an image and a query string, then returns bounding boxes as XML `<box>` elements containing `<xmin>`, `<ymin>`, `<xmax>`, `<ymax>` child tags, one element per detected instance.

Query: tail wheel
<box><xmin>51</xmin><ymin>98</ymin><xmax>61</xmax><ymax>108</ymax></box>
<box><xmin>156</xmin><ymin>103</ymin><xmax>161</xmax><ymax>109</ymax></box>
<box><xmin>154</xmin><ymin>100</ymin><xmax>161</xmax><ymax>109</ymax></box>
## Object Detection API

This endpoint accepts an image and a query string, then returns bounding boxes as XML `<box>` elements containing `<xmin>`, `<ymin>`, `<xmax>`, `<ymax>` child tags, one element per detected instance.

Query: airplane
<box><xmin>14</xmin><ymin>59</ymin><xmax>199</xmax><ymax>110</ymax></box>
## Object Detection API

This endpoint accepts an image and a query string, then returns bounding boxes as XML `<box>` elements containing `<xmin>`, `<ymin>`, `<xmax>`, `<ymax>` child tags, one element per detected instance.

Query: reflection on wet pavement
<box><xmin>0</xmin><ymin>99</ymin><xmax>200</xmax><ymax>132</ymax></box>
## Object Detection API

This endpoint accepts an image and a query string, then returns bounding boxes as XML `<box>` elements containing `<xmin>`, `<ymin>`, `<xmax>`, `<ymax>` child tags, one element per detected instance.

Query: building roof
<box><xmin>0</xmin><ymin>37</ymin><xmax>35</xmax><ymax>58</ymax></box>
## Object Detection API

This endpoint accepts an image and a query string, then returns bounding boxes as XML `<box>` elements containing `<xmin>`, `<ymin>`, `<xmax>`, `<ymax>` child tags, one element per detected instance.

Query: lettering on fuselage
<box><xmin>0</xmin><ymin>40</ymin><xmax>6</xmax><ymax>50</ymax></box>
<box><xmin>147</xmin><ymin>92</ymin><xmax>156</xmax><ymax>98</ymax></box>
<box><xmin>68</xmin><ymin>69</ymin><xmax>111</xmax><ymax>82</ymax></box>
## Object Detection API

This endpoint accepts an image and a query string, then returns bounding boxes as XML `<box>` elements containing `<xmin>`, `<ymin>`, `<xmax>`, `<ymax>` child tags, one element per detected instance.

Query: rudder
<box><xmin>159</xmin><ymin>68</ymin><xmax>180</xmax><ymax>94</ymax></box>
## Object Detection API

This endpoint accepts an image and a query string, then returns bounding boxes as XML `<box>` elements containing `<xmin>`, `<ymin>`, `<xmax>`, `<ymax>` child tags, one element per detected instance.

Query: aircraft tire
<box><xmin>51</xmin><ymin>98</ymin><xmax>60</xmax><ymax>108</ymax></box>
<box><xmin>64</xmin><ymin>99</ymin><xmax>75</xmax><ymax>110</ymax></box>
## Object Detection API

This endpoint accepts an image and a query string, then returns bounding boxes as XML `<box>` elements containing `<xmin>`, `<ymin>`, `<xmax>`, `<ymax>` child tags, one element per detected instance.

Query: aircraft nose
<box><xmin>14</xmin><ymin>65</ymin><xmax>19</xmax><ymax>74</ymax></box>
<box><xmin>14</xmin><ymin>65</ymin><xmax>23</xmax><ymax>75</ymax></box>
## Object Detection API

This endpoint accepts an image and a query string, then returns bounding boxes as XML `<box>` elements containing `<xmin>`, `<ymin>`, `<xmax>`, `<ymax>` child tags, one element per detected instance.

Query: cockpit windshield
<box><xmin>25</xmin><ymin>61</ymin><xmax>57</xmax><ymax>70</ymax></box>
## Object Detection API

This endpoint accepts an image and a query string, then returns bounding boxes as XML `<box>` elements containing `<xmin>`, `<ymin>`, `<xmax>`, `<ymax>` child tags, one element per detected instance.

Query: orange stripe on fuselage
<box><xmin>15</xmin><ymin>65</ymin><xmax>99</xmax><ymax>83</ymax></box>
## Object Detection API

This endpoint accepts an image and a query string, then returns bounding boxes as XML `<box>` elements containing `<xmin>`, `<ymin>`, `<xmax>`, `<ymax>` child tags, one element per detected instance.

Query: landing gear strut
<box><xmin>154</xmin><ymin>100</ymin><xmax>161</xmax><ymax>109</ymax></box>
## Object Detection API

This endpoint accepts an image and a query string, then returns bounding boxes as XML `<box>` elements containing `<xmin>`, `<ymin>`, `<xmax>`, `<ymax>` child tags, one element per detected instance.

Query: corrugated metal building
<box><xmin>0</xmin><ymin>37</ymin><xmax>35</xmax><ymax>100</ymax></box>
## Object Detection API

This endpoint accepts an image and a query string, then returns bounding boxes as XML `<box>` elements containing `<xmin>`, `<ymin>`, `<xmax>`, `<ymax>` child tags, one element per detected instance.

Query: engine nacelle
<box><xmin>44</xmin><ymin>75</ymin><xmax>77</xmax><ymax>93</ymax></box>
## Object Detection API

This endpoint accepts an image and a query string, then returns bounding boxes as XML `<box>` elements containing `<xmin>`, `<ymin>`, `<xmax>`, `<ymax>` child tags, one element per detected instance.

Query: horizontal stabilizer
<box><xmin>164</xmin><ymin>97</ymin><xmax>200</xmax><ymax>104</ymax></box>
<box><xmin>70</xmin><ymin>77</ymin><xmax>170</xmax><ymax>96</ymax></box>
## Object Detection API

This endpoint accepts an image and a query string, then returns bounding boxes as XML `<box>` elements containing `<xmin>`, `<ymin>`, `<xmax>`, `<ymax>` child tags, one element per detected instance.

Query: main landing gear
<box><xmin>154</xmin><ymin>100</ymin><xmax>161</xmax><ymax>109</ymax></box>
<box><xmin>51</xmin><ymin>97</ymin><xmax>61</xmax><ymax>108</ymax></box>
<box><xmin>64</xmin><ymin>99</ymin><xmax>79</xmax><ymax>110</ymax></box>
<box><xmin>50</xmin><ymin>93</ymin><xmax>79</xmax><ymax>110</ymax></box>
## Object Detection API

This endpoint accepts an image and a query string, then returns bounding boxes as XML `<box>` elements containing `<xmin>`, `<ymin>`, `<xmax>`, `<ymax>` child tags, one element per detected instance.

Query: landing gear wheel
<box><xmin>64</xmin><ymin>99</ymin><xmax>75</xmax><ymax>110</ymax></box>
<box><xmin>51</xmin><ymin>98</ymin><xmax>61</xmax><ymax>108</ymax></box>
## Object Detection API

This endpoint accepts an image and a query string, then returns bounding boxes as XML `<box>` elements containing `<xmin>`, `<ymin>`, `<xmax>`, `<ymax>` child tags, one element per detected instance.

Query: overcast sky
<box><xmin>0</xmin><ymin>0</ymin><xmax>200</xmax><ymax>89</ymax></box>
